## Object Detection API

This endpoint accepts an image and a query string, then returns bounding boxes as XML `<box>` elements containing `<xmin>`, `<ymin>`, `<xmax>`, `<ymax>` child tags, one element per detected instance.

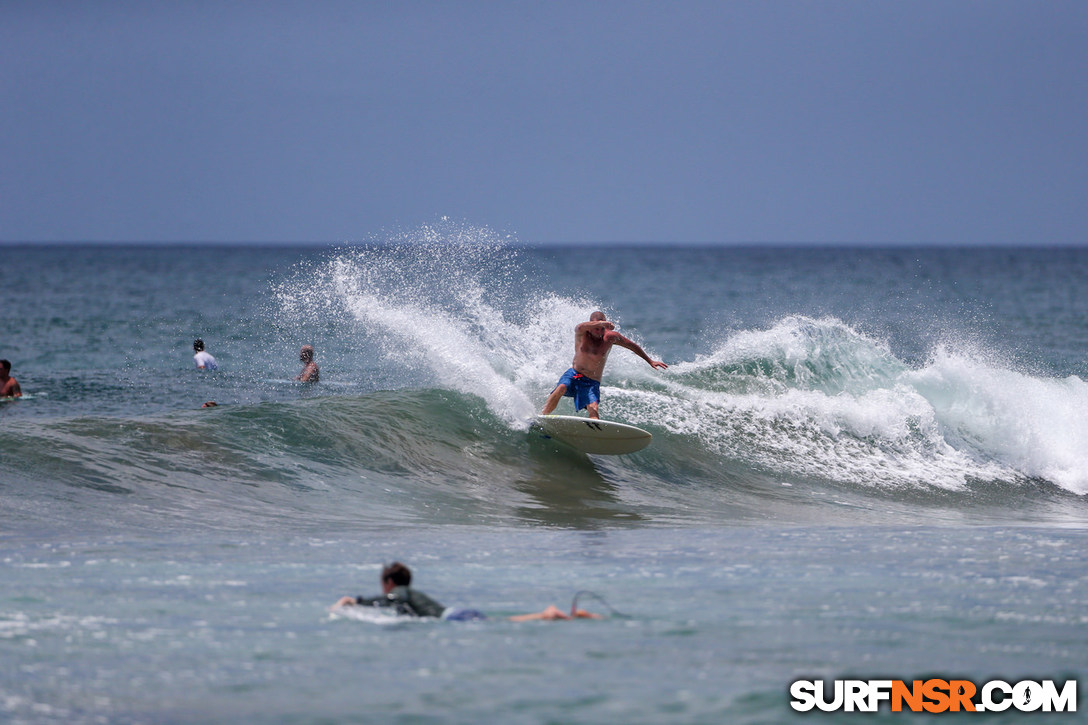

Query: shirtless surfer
<box><xmin>541</xmin><ymin>311</ymin><xmax>667</xmax><ymax>420</ymax></box>
<box><xmin>0</xmin><ymin>359</ymin><xmax>22</xmax><ymax>398</ymax></box>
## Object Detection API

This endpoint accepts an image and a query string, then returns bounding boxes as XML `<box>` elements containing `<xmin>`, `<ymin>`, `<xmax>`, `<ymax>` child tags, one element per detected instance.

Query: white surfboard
<box><xmin>532</xmin><ymin>414</ymin><xmax>652</xmax><ymax>455</ymax></box>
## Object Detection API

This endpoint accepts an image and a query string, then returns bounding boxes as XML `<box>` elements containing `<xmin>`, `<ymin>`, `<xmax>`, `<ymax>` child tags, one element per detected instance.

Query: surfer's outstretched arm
<box><xmin>609</xmin><ymin>333</ymin><xmax>667</xmax><ymax>370</ymax></box>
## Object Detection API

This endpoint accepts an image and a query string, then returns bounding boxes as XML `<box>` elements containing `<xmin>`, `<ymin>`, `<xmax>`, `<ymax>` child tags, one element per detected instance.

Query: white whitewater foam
<box><xmin>907</xmin><ymin>348</ymin><xmax>1088</xmax><ymax>494</ymax></box>
<box><xmin>326</xmin><ymin>254</ymin><xmax>538</xmax><ymax>425</ymax></box>
<box><xmin>615</xmin><ymin>317</ymin><xmax>1086</xmax><ymax>493</ymax></box>
<box><xmin>274</xmin><ymin>227</ymin><xmax>609</xmax><ymax>427</ymax></box>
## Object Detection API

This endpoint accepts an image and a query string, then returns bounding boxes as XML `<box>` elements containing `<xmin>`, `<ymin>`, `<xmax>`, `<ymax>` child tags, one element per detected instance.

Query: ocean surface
<box><xmin>2</xmin><ymin>227</ymin><xmax>1087</xmax><ymax>723</ymax></box>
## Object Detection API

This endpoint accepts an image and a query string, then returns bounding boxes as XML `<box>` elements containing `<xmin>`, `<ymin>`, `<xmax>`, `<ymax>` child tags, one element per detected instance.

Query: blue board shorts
<box><xmin>554</xmin><ymin>368</ymin><xmax>601</xmax><ymax>411</ymax></box>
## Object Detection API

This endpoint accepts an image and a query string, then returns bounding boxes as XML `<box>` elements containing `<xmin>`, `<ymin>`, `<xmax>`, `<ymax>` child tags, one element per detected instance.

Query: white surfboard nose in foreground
<box><xmin>532</xmin><ymin>414</ymin><xmax>652</xmax><ymax>455</ymax></box>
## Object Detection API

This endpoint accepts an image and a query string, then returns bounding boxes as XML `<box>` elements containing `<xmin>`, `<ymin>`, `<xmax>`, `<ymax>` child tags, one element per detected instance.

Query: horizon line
<box><xmin>2</xmin><ymin>239</ymin><xmax>1087</xmax><ymax>248</ymax></box>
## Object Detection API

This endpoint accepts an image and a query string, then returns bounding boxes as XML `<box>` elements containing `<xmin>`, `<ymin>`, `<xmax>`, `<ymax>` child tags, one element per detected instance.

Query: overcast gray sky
<box><xmin>2</xmin><ymin>1</ymin><xmax>1085</xmax><ymax>244</ymax></box>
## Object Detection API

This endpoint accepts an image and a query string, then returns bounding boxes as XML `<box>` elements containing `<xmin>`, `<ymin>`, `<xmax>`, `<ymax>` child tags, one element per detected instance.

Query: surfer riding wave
<box><xmin>541</xmin><ymin>311</ymin><xmax>667</xmax><ymax>420</ymax></box>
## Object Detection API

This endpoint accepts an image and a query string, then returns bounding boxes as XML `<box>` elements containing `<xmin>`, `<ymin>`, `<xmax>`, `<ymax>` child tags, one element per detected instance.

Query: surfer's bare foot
<box><xmin>509</xmin><ymin>605</ymin><xmax>569</xmax><ymax>621</ymax></box>
<box><xmin>508</xmin><ymin>605</ymin><xmax>602</xmax><ymax>621</ymax></box>
<box><xmin>572</xmin><ymin>609</ymin><xmax>602</xmax><ymax>619</ymax></box>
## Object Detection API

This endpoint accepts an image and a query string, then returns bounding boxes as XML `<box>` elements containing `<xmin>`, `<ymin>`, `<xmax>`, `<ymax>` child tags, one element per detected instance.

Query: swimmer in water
<box><xmin>295</xmin><ymin>345</ymin><xmax>319</xmax><ymax>383</ymax></box>
<box><xmin>0</xmin><ymin>359</ymin><xmax>22</xmax><ymax>398</ymax></box>
<box><xmin>193</xmin><ymin>339</ymin><xmax>218</xmax><ymax>370</ymax></box>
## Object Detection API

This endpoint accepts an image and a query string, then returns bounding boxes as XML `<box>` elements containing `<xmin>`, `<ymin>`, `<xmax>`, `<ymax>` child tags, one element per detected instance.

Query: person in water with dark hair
<box><xmin>295</xmin><ymin>345</ymin><xmax>319</xmax><ymax>382</ymax></box>
<box><xmin>193</xmin><ymin>339</ymin><xmax>218</xmax><ymax>370</ymax></box>
<box><xmin>541</xmin><ymin>310</ymin><xmax>666</xmax><ymax>420</ymax></box>
<box><xmin>333</xmin><ymin>562</ymin><xmax>446</xmax><ymax>617</ymax></box>
<box><xmin>331</xmin><ymin>562</ymin><xmax>601</xmax><ymax>621</ymax></box>
<box><xmin>0</xmin><ymin>359</ymin><xmax>22</xmax><ymax>398</ymax></box>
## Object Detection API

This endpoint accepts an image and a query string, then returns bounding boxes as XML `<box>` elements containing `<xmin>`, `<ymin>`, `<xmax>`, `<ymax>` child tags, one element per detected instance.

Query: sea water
<box><xmin>1</xmin><ymin>226</ymin><xmax>1086</xmax><ymax>723</ymax></box>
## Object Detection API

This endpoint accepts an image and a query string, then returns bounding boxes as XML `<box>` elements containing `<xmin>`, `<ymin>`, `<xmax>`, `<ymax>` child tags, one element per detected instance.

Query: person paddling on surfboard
<box><xmin>541</xmin><ymin>311</ymin><xmax>667</xmax><ymax>420</ymax></box>
<box><xmin>331</xmin><ymin>562</ymin><xmax>602</xmax><ymax>621</ymax></box>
